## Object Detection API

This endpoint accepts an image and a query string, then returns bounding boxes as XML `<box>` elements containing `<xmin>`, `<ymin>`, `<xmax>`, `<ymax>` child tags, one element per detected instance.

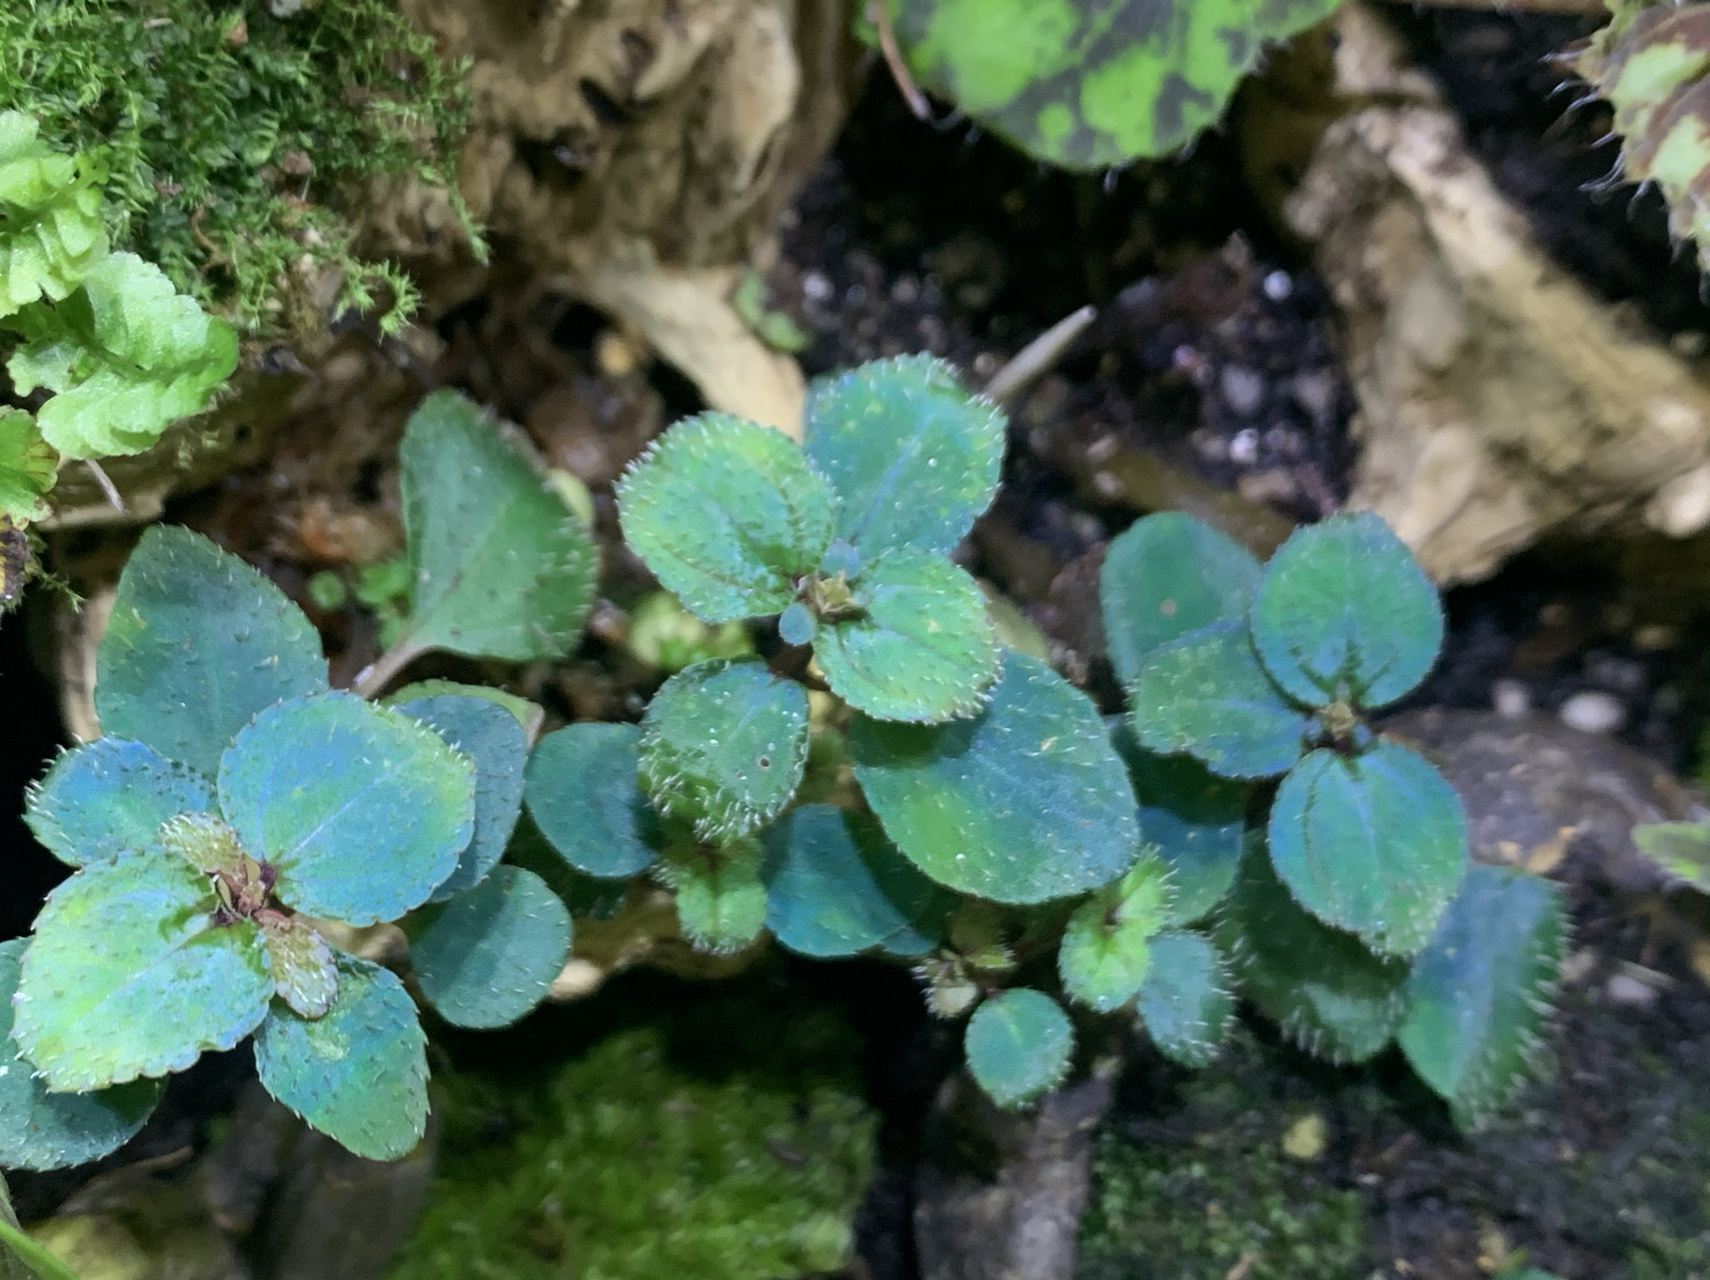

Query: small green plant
<box><xmin>1</xmin><ymin>391</ymin><xmax>596</xmax><ymax>1172</ymax></box>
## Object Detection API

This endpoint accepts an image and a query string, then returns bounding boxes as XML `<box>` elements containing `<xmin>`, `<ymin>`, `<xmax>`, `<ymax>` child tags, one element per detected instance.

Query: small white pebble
<box><xmin>1492</xmin><ymin>679</ymin><xmax>1531</xmax><ymax>719</ymax></box>
<box><xmin>1219</xmin><ymin>365</ymin><xmax>1266</xmax><ymax>417</ymax></box>
<box><xmin>1605</xmin><ymin>973</ymin><xmax>1659</xmax><ymax>1008</ymax></box>
<box><xmin>1228</xmin><ymin>428</ymin><xmax>1260</xmax><ymax>466</ymax></box>
<box><xmin>802</xmin><ymin>272</ymin><xmax>833</xmax><ymax>302</ymax></box>
<box><xmin>1263</xmin><ymin>269</ymin><xmax>1293</xmax><ymax>301</ymax></box>
<box><xmin>1559</xmin><ymin>690</ymin><xmax>1627</xmax><ymax>735</ymax></box>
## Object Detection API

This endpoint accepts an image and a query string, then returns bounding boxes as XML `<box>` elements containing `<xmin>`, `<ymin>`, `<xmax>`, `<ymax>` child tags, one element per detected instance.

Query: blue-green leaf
<box><xmin>814</xmin><ymin>548</ymin><xmax>999</xmax><ymax>723</ymax></box>
<box><xmin>386</xmin><ymin>680</ymin><xmax>543</xmax><ymax>740</ymax></box>
<box><xmin>851</xmin><ymin>653</ymin><xmax>1139</xmax><ymax>904</ymax></box>
<box><xmin>1398</xmin><ymin>866</ymin><xmax>1565</xmax><ymax>1129</ymax></box>
<box><xmin>95</xmin><ymin>526</ymin><xmax>329</xmax><ymax>776</ymax></box>
<box><xmin>524</xmin><ymin>723</ymin><xmax>661</xmax><ymax>880</ymax></box>
<box><xmin>617</xmin><ymin>413</ymin><xmax>837</xmax><ymax>623</ymax></box>
<box><xmin>218</xmin><ymin>692</ymin><xmax>475</xmax><ymax>926</ymax></box>
<box><xmin>1249</xmin><ymin>512</ymin><xmax>1443</xmax><ymax>710</ymax></box>
<box><xmin>803</xmin><ymin>354</ymin><xmax>1004</xmax><ymax>556</ymax></box>
<box><xmin>393</xmin><ymin>693</ymin><xmax>528</xmax><ymax>901</ymax></box>
<box><xmin>0</xmin><ymin>939</ymin><xmax>163</xmax><ymax>1172</ymax></box>
<box><xmin>13</xmin><ymin>851</ymin><xmax>273</xmax><ymax>1091</ymax></box>
<box><xmin>1130</xmin><ymin>622</ymin><xmax>1309</xmax><ymax>779</ymax></box>
<box><xmin>964</xmin><ymin>989</ymin><xmax>1074</xmax><ymax>1110</ymax></box>
<box><xmin>397</xmin><ymin>390</ymin><xmax>598</xmax><ymax>662</ymax></box>
<box><xmin>638</xmin><ymin>659</ymin><xmax>811</xmax><ymax>843</ymax></box>
<box><xmin>1100</xmin><ymin>512</ymin><xmax>1262</xmax><ymax>687</ymax></box>
<box><xmin>24</xmin><ymin>738</ymin><xmax>215</xmax><ymax>867</ymax></box>
<box><xmin>408</xmin><ymin>866</ymin><xmax>572</xmax><ymax>1030</ymax></box>
<box><xmin>1136</xmin><ymin>930</ymin><xmax>1234</xmax><ymax>1069</ymax></box>
<box><xmin>761</xmin><ymin>804</ymin><xmax>949</xmax><ymax>958</ymax></box>
<box><xmin>253</xmin><ymin>955</ymin><xmax>429</xmax><ymax>1161</ymax></box>
<box><xmin>1268</xmin><ymin>742</ymin><xmax>1469</xmax><ymax>957</ymax></box>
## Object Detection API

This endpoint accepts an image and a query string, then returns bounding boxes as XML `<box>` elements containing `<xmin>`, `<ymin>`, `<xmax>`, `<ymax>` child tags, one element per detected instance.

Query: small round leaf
<box><xmin>25</xmin><ymin>738</ymin><xmax>215</xmax><ymax>867</ymax></box>
<box><xmin>408</xmin><ymin>866</ymin><xmax>572</xmax><ymax>1030</ymax></box>
<box><xmin>1135</xmin><ymin>930</ymin><xmax>1233</xmax><ymax>1069</ymax></box>
<box><xmin>815</xmin><ymin>548</ymin><xmax>999</xmax><ymax>723</ymax></box>
<box><xmin>778</xmin><ymin>602</ymin><xmax>817</xmax><ymax>647</ymax></box>
<box><xmin>524</xmin><ymin>723</ymin><xmax>662</xmax><ymax>879</ymax></box>
<box><xmin>617</xmin><ymin>413</ymin><xmax>837</xmax><ymax>623</ymax></box>
<box><xmin>218</xmin><ymin>692</ymin><xmax>476</xmax><ymax>926</ymax></box>
<box><xmin>655</xmin><ymin>837</ymin><xmax>769</xmax><ymax>956</ymax></box>
<box><xmin>1268</xmin><ymin>742</ymin><xmax>1469</xmax><ymax>957</ymax></box>
<box><xmin>851</xmin><ymin>654</ymin><xmax>1139</xmax><ymax>904</ymax></box>
<box><xmin>1249</xmin><ymin>512</ymin><xmax>1443</xmax><ymax>709</ymax></box>
<box><xmin>964</xmin><ymin>989</ymin><xmax>1074</xmax><ymax>1110</ymax></box>
<box><xmin>253</xmin><ymin>955</ymin><xmax>429</xmax><ymax>1162</ymax></box>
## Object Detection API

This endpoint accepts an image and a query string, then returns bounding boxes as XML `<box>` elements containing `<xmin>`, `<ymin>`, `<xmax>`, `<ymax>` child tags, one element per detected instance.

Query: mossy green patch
<box><xmin>0</xmin><ymin>0</ymin><xmax>474</xmax><ymax>337</ymax></box>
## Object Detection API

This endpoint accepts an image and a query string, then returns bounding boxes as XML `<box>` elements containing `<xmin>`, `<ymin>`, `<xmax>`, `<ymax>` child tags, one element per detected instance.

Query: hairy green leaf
<box><xmin>157</xmin><ymin>812</ymin><xmax>247</xmax><ymax>877</ymax></box>
<box><xmin>258</xmin><ymin>915</ymin><xmax>339</xmax><ymax>1021</ymax></box>
<box><xmin>0</xmin><ymin>111</ymin><xmax>106</xmax><ymax>315</ymax></box>
<box><xmin>803</xmin><ymin>354</ymin><xmax>1003</xmax><ymax>557</ymax></box>
<box><xmin>1217</xmin><ymin>854</ymin><xmax>1409</xmax><ymax>1064</ymax></box>
<box><xmin>0</xmin><ymin>939</ymin><xmax>163</xmax><ymax>1173</ymax></box>
<box><xmin>253</xmin><ymin>955</ymin><xmax>429</xmax><ymax>1161</ymax></box>
<box><xmin>1268</xmin><ymin>742</ymin><xmax>1468</xmax><ymax>957</ymax></box>
<box><xmin>397</xmin><ymin>390</ymin><xmax>598</xmax><ymax>662</ymax></box>
<box><xmin>814</xmin><ymin>548</ymin><xmax>999</xmax><ymax>723</ymax></box>
<box><xmin>14</xmin><ymin>851</ymin><xmax>272</xmax><ymax>1091</ymax></box>
<box><xmin>393</xmin><ymin>693</ymin><xmax>528</xmax><ymax>901</ymax></box>
<box><xmin>6</xmin><ymin>252</ymin><xmax>237</xmax><ymax>459</ymax></box>
<box><xmin>761</xmin><ymin>804</ymin><xmax>949</xmax><ymax>958</ymax></box>
<box><xmin>618</xmin><ymin>413</ymin><xmax>836</xmax><ymax>623</ymax></box>
<box><xmin>96</xmin><ymin>526</ymin><xmax>329</xmax><ymax>776</ymax></box>
<box><xmin>1113</xmin><ymin>724</ymin><xmax>1247</xmax><ymax>925</ymax></box>
<box><xmin>1632</xmin><ymin>819</ymin><xmax>1710</xmax><ymax>891</ymax></box>
<box><xmin>25</xmin><ymin>738</ymin><xmax>215</xmax><ymax>868</ymax></box>
<box><xmin>1131</xmin><ymin>621</ymin><xmax>1309</xmax><ymax>779</ymax></box>
<box><xmin>881</xmin><ymin>0</ymin><xmax>1343</xmax><ymax>169</ymax></box>
<box><xmin>408</xmin><ymin>865</ymin><xmax>571</xmax><ymax>1030</ymax></box>
<box><xmin>1058</xmin><ymin>853</ymin><xmax>1171</xmax><ymax>1012</ymax></box>
<box><xmin>851</xmin><ymin>653</ymin><xmax>1140</xmax><ymax>904</ymax></box>
<box><xmin>964</xmin><ymin>989</ymin><xmax>1074</xmax><ymax>1110</ymax></box>
<box><xmin>638</xmin><ymin>659</ymin><xmax>811</xmax><ymax>843</ymax></box>
<box><xmin>0</xmin><ymin>409</ymin><xmax>55</xmax><ymax>525</ymax></box>
<box><xmin>386</xmin><ymin>680</ymin><xmax>543</xmax><ymax>739</ymax></box>
<box><xmin>1249</xmin><ymin>512</ymin><xmax>1443</xmax><ymax>710</ymax></box>
<box><xmin>218</xmin><ymin>692</ymin><xmax>475</xmax><ymax>926</ymax></box>
<box><xmin>1398</xmin><ymin>865</ymin><xmax>1565</xmax><ymax>1129</ymax></box>
<box><xmin>655</xmin><ymin>836</ymin><xmax>769</xmax><ymax>956</ymax></box>
<box><xmin>1100</xmin><ymin>512</ymin><xmax>1262</xmax><ymax>687</ymax></box>
<box><xmin>524</xmin><ymin>723</ymin><xmax>662</xmax><ymax>879</ymax></box>
<box><xmin>1136</xmin><ymin>929</ymin><xmax>1233</xmax><ymax>1068</ymax></box>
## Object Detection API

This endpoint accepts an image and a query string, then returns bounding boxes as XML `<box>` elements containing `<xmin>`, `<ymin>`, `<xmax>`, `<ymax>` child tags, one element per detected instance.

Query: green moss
<box><xmin>0</xmin><ymin>0</ymin><xmax>475</xmax><ymax>337</ymax></box>
<box><xmin>390</xmin><ymin>1018</ymin><xmax>875</xmax><ymax>1280</ymax></box>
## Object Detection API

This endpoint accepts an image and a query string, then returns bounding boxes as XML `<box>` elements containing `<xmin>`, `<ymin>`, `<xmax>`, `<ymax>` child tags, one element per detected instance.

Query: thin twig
<box><xmin>82</xmin><ymin>459</ymin><xmax>126</xmax><ymax>515</ymax></box>
<box><xmin>984</xmin><ymin>305</ymin><xmax>1098</xmax><ymax>405</ymax></box>
<box><xmin>868</xmin><ymin>0</ymin><xmax>932</xmax><ymax>121</ymax></box>
<box><xmin>351</xmin><ymin>637</ymin><xmax>426</xmax><ymax>699</ymax></box>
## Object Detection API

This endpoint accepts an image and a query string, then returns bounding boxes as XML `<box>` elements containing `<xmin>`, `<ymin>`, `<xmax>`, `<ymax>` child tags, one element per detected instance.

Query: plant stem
<box><xmin>82</xmin><ymin>459</ymin><xmax>126</xmax><ymax>514</ymax></box>
<box><xmin>985</xmin><ymin>305</ymin><xmax>1098</xmax><ymax>405</ymax></box>
<box><xmin>351</xmin><ymin>636</ymin><xmax>427</xmax><ymax>699</ymax></box>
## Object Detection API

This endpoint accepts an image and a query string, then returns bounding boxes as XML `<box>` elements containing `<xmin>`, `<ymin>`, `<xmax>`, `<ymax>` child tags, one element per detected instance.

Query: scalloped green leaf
<box><xmin>617</xmin><ymin>413</ymin><xmax>837</xmax><ymax>623</ymax></box>
<box><xmin>6</xmin><ymin>252</ymin><xmax>238</xmax><ymax>459</ymax></box>
<box><xmin>25</xmin><ymin>738</ymin><xmax>216</xmax><ymax>868</ymax></box>
<box><xmin>218</xmin><ymin>692</ymin><xmax>475</xmax><ymax>926</ymax></box>
<box><xmin>258</xmin><ymin>915</ymin><xmax>339</xmax><ymax>1020</ymax></box>
<box><xmin>1268</xmin><ymin>742</ymin><xmax>1469</xmax><ymax>957</ymax></box>
<box><xmin>0</xmin><ymin>939</ymin><xmax>163</xmax><ymax>1173</ymax></box>
<box><xmin>253</xmin><ymin>954</ymin><xmax>428</xmax><ymax>1161</ymax></box>
<box><xmin>1249</xmin><ymin>512</ymin><xmax>1443</xmax><ymax>710</ymax></box>
<box><xmin>0</xmin><ymin>111</ymin><xmax>107</xmax><ymax>315</ymax></box>
<box><xmin>1136</xmin><ymin>930</ymin><xmax>1234</xmax><ymax>1068</ymax></box>
<box><xmin>14</xmin><ymin>851</ymin><xmax>273</xmax><ymax>1091</ymax></box>
<box><xmin>638</xmin><ymin>659</ymin><xmax>811</xmax><ymax>843</ymax></box>
<box><xmin>815</xmin><ymin>547</ymin><xmax>999</xmax><ymax>723</ymax></box>
<box><xmin>1100</xmin><ymin>512</ymin><xmax>1262</xmax><ymax>687</ymax></box>
<box><xmin>1633</xmin><ymin>819</ymin><xmax>1710</xmax><ymax>891</ymax></box>
<box><xmin>964</xmin><ymin>988</ymin><xmax>1074</xmax><ymax>1110</ymax></box>
<box><xmin>0</xmin><ymin>409</ymin><xmax>56</xmax><ymax>525</ymax></box>
<box><xmin>761</xmin><ymin>804</ymin><xmax>949</xmax><ymax>958</ymax></box>
<box><xmin>881</xmin><ymin>0</ymin><xmax>1344</xmax><ymax>169</ymax></box>
<box><xmin>851</xmin><ymin>653</ymin><xmax>1139</xmax><ymax>904</ymax></box>
<box><xmin>386</xmin><ymin>680</ymin><xmax>543</xmax><ymax>739</ymax></box>
<box><xmin>524</xmin><ymin>723</ymin><xmax>662</xmax><ymax>880</ymax></box>
<box><xmin>1113</xmin><ymin>723</ymin><xmax>1247</xmax><ymax>925</ymax></box>
<box><xmin>407</xmin><ymin>865</ymin><xmax>571</xmax><ymax>1030</ymax></box>
<box><xmin>393</xmin><ymin>693</ymin><xmax>528</xmax><ymax>901</ymax></box>
<box><xmin>655</xmin><ymin>836</ymin><xmax>769</xmax><ymax>956</ymax></box>
<box><xmin>803</xmin><ymin>354</ymin><xmax>1004</xmax><ymax>557</ymax></box>
<box><xmin>1398</xmin><ymin>865</ymin><xmax>1565</xmax><ymax>1129</ymax></box>
<box><xmin>396</xmin><ymin>390</ymin><xmax>598</xmax><ymax>663</ymax></box>
<box><xmin>96</xmin><ymin>526</ymin><xmax>330</xmax><ymax>776</ymax></box>
<box><xmin>1058</xmin><ymin>853</ymin><xmax>1171</xmax><ymax>1012</ymax></box>
<box><xmin>1216</xmin><ymin>854</ymin><xmax>1409</xmax><ymax>1064</ymax></box>
<box><xmin>1130</xmin><ymin>621</ymin><xmax>1309</xmax><ymax>779</ymax></box>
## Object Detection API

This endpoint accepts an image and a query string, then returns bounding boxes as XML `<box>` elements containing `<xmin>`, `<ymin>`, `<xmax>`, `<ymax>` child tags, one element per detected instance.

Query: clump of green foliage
<box><xmin>0</xmin><ymin>0</ymin><xmax>474</xmax><ymax>338</ymax></box>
